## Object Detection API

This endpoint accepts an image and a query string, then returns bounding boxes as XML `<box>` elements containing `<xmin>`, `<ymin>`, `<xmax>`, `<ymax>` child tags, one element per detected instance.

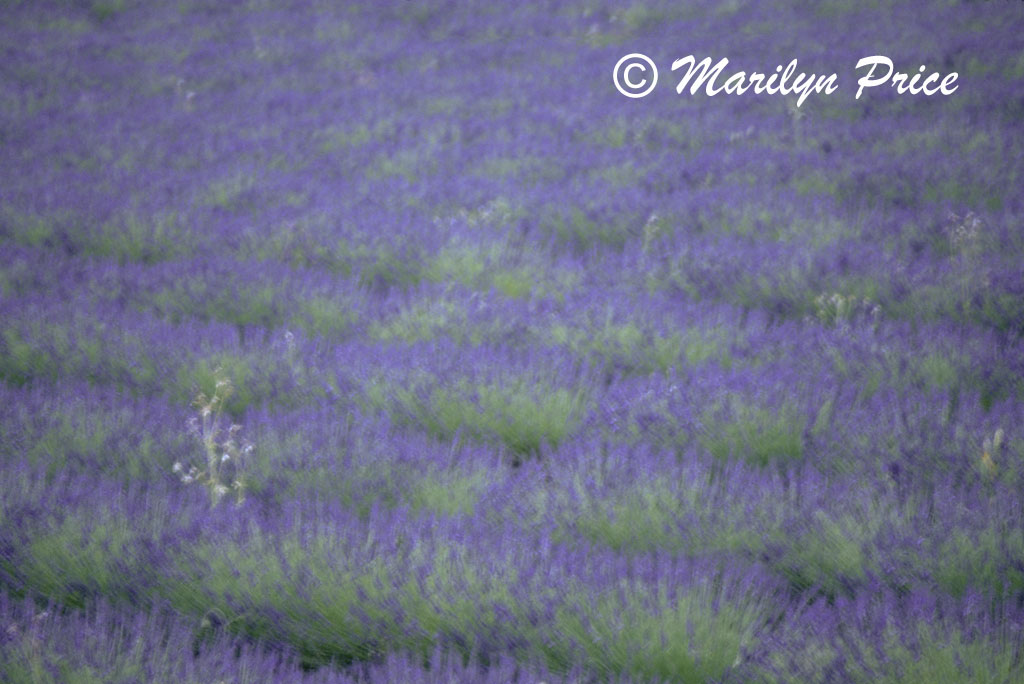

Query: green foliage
<box><xmin>426</xmin><ymin>243</ymin><xmax>492</xmax><ymax>286</ymax></box>
<box><xmin>202</xmin><ymin>172</ymin><xmax>258</xmax><ymax>212</ymax></box>
<box><xmin>0</xmin><ymin>205</ymin><xmax>185</xmax><ymax>265</ymax></box>
<box><xmin>0</xmin><ymin>320</ymin><xmax>157</xmax><ymax>391</ymax></box>
<box><xmin>0</xmin><ymin>207</ymin><xmax>58</xmax><ymax>248</ymax></box>
<box><xmin>701</xmin><ymin>398</ymin><xmax>806</xmax><ymax>468</ymax></box>
<box><xmin>548</xmin><ymin>318</ymin><xmax>682</xmax><ymax>377</ymax></box>
<box><xmin>972</xmin><ymin>289</ymin><xmax>1024</xmax><ymax>340</ymax></box>
<box><xmin>542</xmin><ymin>205</ymin><xmax>633</xmax><ymax>252</ymax></box>
<box><xmin>718</xmin><ymin>269</ymin><xmax>815</xmax><ymax>321</ymax></box>
<box><xmin>408</xmin><ymin>467</ymin><xmax>488</xmax><ymax>516</ymax></box>
<box><xmin>422</xmin><ymin>381</ymin><xmax>586</xmax><ymax>455</ymax></box>
<box><xmin>549</xmin><ymin>579</ymin><xmax>764</xmax><ymax>683</ymax></box>
<box><xmin>154</xmin><ymin>531</ymin><xmax>539</xmax><ymax>670</ymax></box>
<box><xmin>491</xmin><ymin>268</ymin><xmax>533</xmax><ymax>298</ymax></box>
<box><xmin>573</xmin><ymin>480</ymin><xmax>684</xmax><ymax>553</ymax></box>
<box><xmin>1</xmin><ymin>625</ymin><xmax>145</xmax><ymax>684</ymax></box>
<box><xmin>914</xmin><ymin>352</ymin><xmax>959</xmax><ymax>390</ymax></box>
<box><xmin>0</xmin><ymin>257</ymin><xmax>33</xmax><ymax>298</ymax></box>
<box><xmin>317</xmin><ymin>122</ymin><xmax>373</xmax><ymax>154</ymax></box>
<box><xmin>19</xmin><ymin>515</ymin><xmax>138</xmax><ymax>609</ymax></box>
<box><xmin>294</xmin><ymin>463</ymin><xmax>405</xmax><ymax>518</ymax></box>
<box><xmin>357</xmin><ymin>249</ymin><xmax>423</xmax><ymax>292</ymax></box>
<box><xmin>290</xmin><ymin>296</ymin><xmax>355</xmax><ymax>340</ymax></box>
<box><xmin>474</xmin><ymin>154</ymin><xmax>566</xmax><ymax>183</ymax></box>
<box><xmin>25</xmin><ymin>409</ymin><xmax>107</xmax><ymax>481</ymax></box>
<box><xmin>163</xmin><ymin>531</ymin><xmax>385</xmax><ymax>666</ymax></box>
<box><xmin>571</xmin><ymin>476</ymin><xmax>771</xmax><ymax>556</ymax></box>
<box><xmin>249</xmin><ymin>223</ymin><xmax>359</xmax><ymax>275</ymax></box>
<box><xmin>175</xmin><ymin>354</ymin><xmax>260</xmax><ymax>417</ymax></box>
<box><xmin>405</xmin><ymin>542</ymin><xmax>521</xmax><ymax>661</ymax></box>
<box><xmin>846</xmin><ymin>623</ymin><xmax>1023</xmax><ymax>684</ymax></box>
<box><xmin>0</xmin><ymin>328</ymin><xmax>55</xmax><ymax>386</ymax></box>
<box><xmin>211</xmin><ymin>285</ymin><xmax>280</xmax><ymax>330</ymax></box>
<box><xmin>682</xmin><ymin>326</ymin><xmax>734</xmax><ymax>367</ymax></box>
<box><xmin>368</xmin><ymin>148</ymin><xmax>426</xmax><ymax>184</ymax></box>
<box><xmin>370</xmin><ymin>300</ymin><xmax>461</xmax><ymax>344</ymax></box>
<box><xmin>425</xmin><ymin>240</ymin><xmax>554</xmax><ymax>299</ymax></box>
<box><xmin>774</xmin><ymin>510</ymin><xmax>875</xmax><ymax>596</ymax></box>
<box><xmin>933</xmin><ymin>526</ymin><xmax>1024</xmax><ymax>599</ymax></box>
<box><xmin>89</xmin><ymin>0</ymin><xmax>127</xmax><ymax>21</ymax></box>
<box><xmin>160</xmin><ymin>532</ymin><xmax>523</xmax><ymax>669</ymax></box>
<box><xmin>150</xmin><ymin>279</ymin><xmax>285</xmax><ymax>344</ymax></box>
<box><xmin>381</xmin><ymin>376</ymin><xmax>588</xmax><ymax>456</ymax></box>
<box><xmin>88</xmin><ymin>211</ymin><xmax>189</xmax><ymax>264</ymax></box>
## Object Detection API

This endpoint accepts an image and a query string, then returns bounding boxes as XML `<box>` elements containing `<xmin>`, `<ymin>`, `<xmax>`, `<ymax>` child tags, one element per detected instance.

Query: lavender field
<box><xmin>2</xmin><ymin>0</ymin><xmax>1024</xmax><ymax>681</ymax></box>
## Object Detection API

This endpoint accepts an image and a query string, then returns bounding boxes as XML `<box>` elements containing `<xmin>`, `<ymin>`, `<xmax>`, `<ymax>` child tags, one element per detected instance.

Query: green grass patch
<box><xmin>0</xmin><ymin>321</ymin><xmax>159</xmax><ymax>391</ymax></box>
<box><xmin>571</xmin><ymin>476</ymin><xmax>771</xmax><ymax>556</ymax></box>
<box><xmin>163</xmin><ymin>530</ymin><xmax>390</xmax><ymax>666</ymax></box>
<box><xmin>773</xmin><ymin>509</ymin><xmax>875</xmax><ymax>597</ymax></box>
<box><xmin>845</xmin><ymin>623</ymin><xmax>1023</xmax><ymax>684</ymax></box>
<box><xmin>547</xmin><ymin>578</ymin><xmax>766</xmax><ymax>683</ymax></box>
<box><xmin>933</xmin><ymin>526</ymin><xmax>1024</xmax><ymax>600</ymax></box>
<box><xmin>162</xmin><ymin>533</ymin><xmax>522</xmax><ymax>669</ymax></box>
<box><xmin>425</xmin><ymin>243</ymin><xmax>494</xmax><ymax>287</ymax></box>
<box><xmin>289</xmin><ymin>295</ymin><xmax>355</xmax><ymax>340</ymax></box>
<box><xmin>202</xmin><ymin>172</ymin><xmax>259</xmax><ymax>212</ymax></box>
<box><xmin>377</xmin><ymin>377</ymin><xmax>588</xmax><ymax>457</ymax></box>
<box><xmin>548</xmin><ymin>319</ymin><xmax>682</xmax><ymax>377</ymax></box>
<box><xmin>425</xmin><ymin>241</ymin><xmax>550</xmax><ymax>299</ymax></box>
<box><xmin>173</xmin><ymin>353</ymin><xmax>284</xmax><ymax>418</ymax></box>
<box><xmin>700</xmin><ymin>398</ymin><xmax>807</xmax><ymax>468</ymax></box>
<box><xmin>682</xmin><ymin>326</ymin><xmax>734</xmax><ymax>368</ymax></box>
<box><xmin>370</xmin><ymin>300</ymin><xmax>462</xmax><ymax>344</ymax></box>
<box><xmin>541</xmin><ymin>205</ymin><xmax>636</xmax><ymax>252</ymax></box>
<box><xmin>0</xmin><ymin>207</ymin><xmax>69</xmax><ymax>250</ymax></box>
<box><xmin>88</xmin><ymin>0</ymin><xmax>127</xmax><ymax>21</ymax></box>
<box><xmin>152</xmin><ymin>280</ymin><xmax>283</xmax><ymax>338</ymax></box>
<box><xmin>86</xmin><ymin>211</ymin><xmax>192</xmax><ymax>264</ymax></box>
<box><xmin>15</xmin><ymin>506</ymin><xmax>164</xmax><ymax>610</ymax></box>
<box><xmin>408</xmin><ymin>467</ymin><xmax>488</xmax><ymax>517</ymax></box>
<box><xmin>0</xmin><ymin>328</ymin><xmax>57</xmax><ymax>386</ymax></box>
<box><xmin>357</xmin><ymin>248</ymin><xmax>423</xmax><ymax>293</ymax></box>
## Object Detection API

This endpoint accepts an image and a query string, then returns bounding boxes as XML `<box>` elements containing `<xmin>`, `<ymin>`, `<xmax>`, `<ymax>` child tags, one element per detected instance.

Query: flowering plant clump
<box><xmin>174</xmin><ymin>368</ymin><xmax>252</xmax><ymax>506</ymax></box>
<box><xmin>945</xmin><ymin>210</ymin><xmax>983</xmax><ymax>256</ymax></box>
<box><xmin>813</xmin><ymin>292</ymin><xmax>881</xmax><ymax>330</ymax></box>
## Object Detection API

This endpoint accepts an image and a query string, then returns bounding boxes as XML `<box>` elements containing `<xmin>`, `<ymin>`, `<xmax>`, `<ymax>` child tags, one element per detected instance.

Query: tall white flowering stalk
<box><xmin>814</xmin><ymin>292</ymin><xmax>881</xmax><ymax>332</ymax></box>
<box><xmin>174</xmin><ymin>368</ymin><xmax>252</xmax><ymax>506</ymax></box>
<box><xmin>946</xmin><ymin>211</ymin><xmax>988</xmax><ymax>318</ymax></box>
<box><xmin>981</xmin><ymin>428</ymin><xmax>1004</xmax><ymax>481</ymax></box>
